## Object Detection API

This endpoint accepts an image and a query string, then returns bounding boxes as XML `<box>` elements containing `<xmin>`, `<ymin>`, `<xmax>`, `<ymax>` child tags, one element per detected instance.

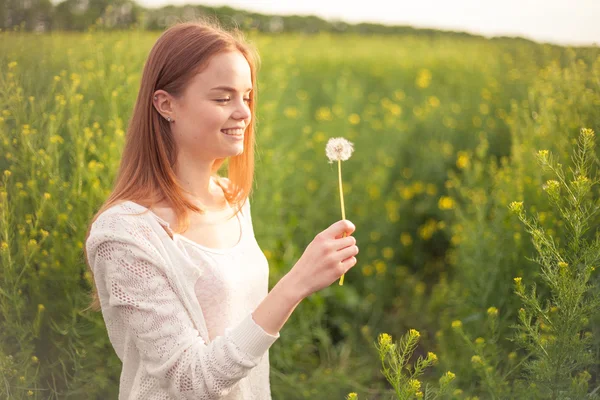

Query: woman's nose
<box><xmin>234</xmin><ymin>101</ymin><xmax>251</xmax><ymax>120</ymax></box>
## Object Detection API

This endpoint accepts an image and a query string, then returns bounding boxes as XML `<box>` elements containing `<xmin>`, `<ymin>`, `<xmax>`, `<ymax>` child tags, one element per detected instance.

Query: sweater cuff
<box><xmin>226</xmin><ymin>313</ymin><xmax>280</xmax><ymax>358</ymax></box>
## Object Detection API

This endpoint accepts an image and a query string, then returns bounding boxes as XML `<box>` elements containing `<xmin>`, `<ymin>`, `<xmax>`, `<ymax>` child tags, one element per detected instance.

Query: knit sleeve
<box><xmin>87</xmin><ymin>215</ymin><xmax>279</xmax><ymax>399</ymax></box>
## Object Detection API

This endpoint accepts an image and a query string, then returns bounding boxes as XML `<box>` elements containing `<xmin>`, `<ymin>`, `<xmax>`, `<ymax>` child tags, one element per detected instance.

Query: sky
<box><xmin>134</xmin><ymin>0</ymin><xmax>600</xmax><ymax>47</ymax></box>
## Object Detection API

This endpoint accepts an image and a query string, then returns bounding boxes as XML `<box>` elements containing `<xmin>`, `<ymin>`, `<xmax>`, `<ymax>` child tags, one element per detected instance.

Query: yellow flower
<box><xmin>475</xmin><ymin>337</ymin><xmax>485</xmax><ymax>345</ymax></box>
<box><xmin>382</xmin><ymin>247</ymin><xmax>394</xmax><ymax>260</ymax></box>
<box><xmin>471</xmin><ymin>355</ymin><xmax>482</xmax><ymax>364</ymax></box>
<box><xmin>418</xmin><ymin>219</ymin><xmax>437</xmax><ymax>240</ymax></box>
<box><xmin>580</xmin><ymin>128</ymin><xmax>595</xmax><ymax>138</ymax></box>
<box><xmin>456</xmin><ymin>152</ymin><xmax>470</xmax><ymax>169</ymax></box>
<box><xmin>416</xmin><ymin>69</ymin><xmax>432</xmax><ymax>88</ymax></box>
<box><xmin>409</xmin><ymin>329</ymin><xmax>420</xmax><ymax>338</ymax></box>
<box><xmin>428</xmin><ymin>96</ymin><xmax>440</xmax><ymax>108</ymax></box>
<box><xmin>348</xmin><ymin>113</ymin><xmax>361</xmax><ymax>125</ymax></box>
<box><xmin>284</xmin><ymin>107</ymin><xmax>298</xmax><ymax>119</ymax></box>
<box><xmin>513</xmin><ymin>277</ymin><xmax>522</xmax><ymax>285</ymax></box>
<box><xmin>451</xmin><ymin>320</ymin><xmax>462</xmax><ymax>329</ymax></box>
<box><xmin>408</xmin><ymin>378</ymin><xmax>421</xmax><ymax>391</ymax></box>
<box><xmin>3</xmin><ymin>170</ymin><xmax>11</xmax><ymax>177</ymax></box>
<box><xmin>50</xmin><ymin>135</ymin><xmax>64</xmax><ymax>144</ymax></box>
<box><xmin>296</xmin><ymin>90</ymin><xmax>308</xmax><ymax>100</ymax></box>
<box><xmin>375</xmin><ymin>260</ymin><xmax>386</xmax><ymax>275</ymax></box>
<box><xmin>378</xmin><ymin>333</ymin><xmax>392</xmax><ymax>349</ymax></box>
<box><xmin>427</xmin><ymin>352</ymin><xmax>438</xmax><ymax>363</ymax></box>
<box><xmin>43</xmin><ymin>193</ymin><xmax>51</xmax><ymax>200</ymax></box>
<box><xmin>31</xmin><ymin>356</ymin><xmax>39</xmax><ymax>363</ymax></box>
<box><xmin>509</xmin><ymin>201</ymin><xmax>524</xmax><ymax>214</ymax></box>
<box><xmin>315</xmin><ymin>106</ymin><xmax>332</xmax><ymax>121</ymax></box>
<box><xmin>346</xmin><ymin>393</ymin><xmax>358</xmax><ymax>400</ymax></box>
<box><xmin>400</xmin><ymin>232</ymin><xmax>412</xmax><ymax>246</ymax></box>
<box><xmin>438</xmin><ymin>196</ymin><xmax>454</xmax><ymax>210</ymax></box>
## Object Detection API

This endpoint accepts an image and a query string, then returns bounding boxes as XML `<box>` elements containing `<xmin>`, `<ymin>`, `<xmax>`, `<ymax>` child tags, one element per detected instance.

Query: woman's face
<box><xmin>167</xmin><ymin>50</ymin><xmax>252</xmax><ymax>162</ymax></box>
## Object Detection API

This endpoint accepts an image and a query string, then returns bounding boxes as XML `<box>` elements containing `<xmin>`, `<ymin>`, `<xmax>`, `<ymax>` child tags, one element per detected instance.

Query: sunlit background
<box><xmin>1</xmin><ymin>0</ymin><xmax>599</xmax><ymax>399</ymax></box>
<box><xmin>134</xmin><ymin>0</ymin><xmax>600</xmax><ymax>46</ymax></box>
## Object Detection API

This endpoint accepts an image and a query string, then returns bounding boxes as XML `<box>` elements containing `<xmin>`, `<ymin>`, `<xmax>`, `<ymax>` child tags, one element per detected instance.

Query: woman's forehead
<box><xmin>194</xmin><ymin>52</ymin><xmax>252</xmax><ymax>88</ymax></box>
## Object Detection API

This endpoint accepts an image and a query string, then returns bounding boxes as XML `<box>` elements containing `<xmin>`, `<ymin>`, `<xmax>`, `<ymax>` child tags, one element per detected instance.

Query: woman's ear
<box><xmin>153</xmin><ymin>90</ymin><xmax>175</xmax><ymax>121</ymax></box>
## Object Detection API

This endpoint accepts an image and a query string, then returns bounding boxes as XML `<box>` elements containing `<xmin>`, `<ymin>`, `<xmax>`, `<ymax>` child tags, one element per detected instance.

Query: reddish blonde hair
<box><xmin>83</xmin><ymin>18</ymin><xmax>260</xmax><ymax>312</ymax></box>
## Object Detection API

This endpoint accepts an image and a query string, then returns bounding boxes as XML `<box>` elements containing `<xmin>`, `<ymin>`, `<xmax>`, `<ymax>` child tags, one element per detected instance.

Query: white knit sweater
<box><xmin>85</xmin><ymin>198</ymin><xmax>280</xmax><ymax>400</ymax></box>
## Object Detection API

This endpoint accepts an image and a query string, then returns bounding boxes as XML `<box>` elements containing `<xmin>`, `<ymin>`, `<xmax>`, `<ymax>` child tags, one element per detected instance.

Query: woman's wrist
<box><xmin>251</xmin><ymin>273</ymin><xmax>304</xmax><ymax>336</ymax></box>
<box><xmin>277</xmin><ymin>272</ymin><xmax>306</xmax><ymax>304</ymax></box>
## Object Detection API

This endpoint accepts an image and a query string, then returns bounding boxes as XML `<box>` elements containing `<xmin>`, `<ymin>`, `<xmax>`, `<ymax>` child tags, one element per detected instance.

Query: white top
<box><xmin>85</xmin><ymin>196</ymin><xmax>280</xmax><ymax>400</ymax></box>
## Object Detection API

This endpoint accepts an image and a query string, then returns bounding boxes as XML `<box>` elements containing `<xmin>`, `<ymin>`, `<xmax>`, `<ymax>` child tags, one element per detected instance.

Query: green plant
<box><xmin>508</xmin><ymin>128</ymin><xmax>600</xmax><ymax>399</ymax></box>
<box><xmin>374</xmin><ymin>330</ymin><xmax>456</xmax><ymax>400</ymax></box>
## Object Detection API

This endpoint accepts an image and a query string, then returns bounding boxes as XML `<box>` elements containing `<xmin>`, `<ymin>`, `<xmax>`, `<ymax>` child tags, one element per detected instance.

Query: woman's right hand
<box><xmin>286</xmin><ymin>220</ymin><xmax>358</xmax><ymax>300</ymax></box>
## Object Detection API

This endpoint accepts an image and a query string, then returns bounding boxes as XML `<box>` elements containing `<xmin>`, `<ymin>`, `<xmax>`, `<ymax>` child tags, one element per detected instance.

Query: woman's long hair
<box><xmin>82</xmin><ymin>17</ymin><xmax>260</xmax><ymax>312</ymax></box>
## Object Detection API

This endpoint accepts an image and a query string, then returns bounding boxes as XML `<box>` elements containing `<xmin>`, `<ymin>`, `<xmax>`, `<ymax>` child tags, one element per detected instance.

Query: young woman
<box><xmin>84</xmin><ymin>19</ymin><xmax>359</xmax><ymax>400</ymax></box>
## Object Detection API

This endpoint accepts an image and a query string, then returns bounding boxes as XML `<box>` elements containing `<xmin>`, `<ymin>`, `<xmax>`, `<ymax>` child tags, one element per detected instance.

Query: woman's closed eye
<box><xmin>215</xmin><ymin>98</ymin><xmax>252</xmax><ymax>103</ymax></box>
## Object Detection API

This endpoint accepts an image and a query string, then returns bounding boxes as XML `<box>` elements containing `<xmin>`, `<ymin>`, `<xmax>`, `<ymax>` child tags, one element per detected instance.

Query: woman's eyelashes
<box><xmin>215</xmin><ymin>98</ymin><xmax>251</xmax><ymax>103</ymax></box>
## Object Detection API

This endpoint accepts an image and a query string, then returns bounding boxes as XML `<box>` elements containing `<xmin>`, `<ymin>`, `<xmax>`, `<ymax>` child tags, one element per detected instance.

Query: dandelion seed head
<box><xmin>325</xmin><ymin>137</ymin><xmax>354</xmax><ymax>164</ymax></box>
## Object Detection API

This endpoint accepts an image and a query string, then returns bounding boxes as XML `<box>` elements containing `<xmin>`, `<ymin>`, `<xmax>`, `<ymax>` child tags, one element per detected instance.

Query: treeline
<box><xmin>2</xmin><ymin>0</ymin><xmax>489</xmax><ymax>39</ymax></box>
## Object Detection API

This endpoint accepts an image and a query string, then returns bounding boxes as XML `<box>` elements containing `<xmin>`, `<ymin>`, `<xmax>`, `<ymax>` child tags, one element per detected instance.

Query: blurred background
<box><xmin>1</xmin><ymin>1</ymin><xmax>599</xmax><ymax>399</ymax></box>
<box><xmin>2</xmin><ymin>0</ymin><xmax>598</xmax><ymax>46</ymax></box>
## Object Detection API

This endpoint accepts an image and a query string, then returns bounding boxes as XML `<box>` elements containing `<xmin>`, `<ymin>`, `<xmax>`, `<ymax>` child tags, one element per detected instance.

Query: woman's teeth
<box><xmin>221</xmin><ymin>128</ymin><xmax>244</xmax><ymax>136</ymax></box>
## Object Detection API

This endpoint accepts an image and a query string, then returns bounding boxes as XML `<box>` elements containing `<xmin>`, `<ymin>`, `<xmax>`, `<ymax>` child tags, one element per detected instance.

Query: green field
<box><xmin>1</xmin><ymin>28</ymin><xmax>599</xmax><ymax>399</ymax></box>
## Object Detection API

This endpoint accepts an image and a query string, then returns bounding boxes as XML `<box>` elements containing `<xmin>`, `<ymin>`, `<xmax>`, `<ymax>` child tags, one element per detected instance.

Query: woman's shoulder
<box><xmin>86</xmin><ymin>201</ymin><xmax>170</xmax><ymax>262</ymax></box>
<box><xmin>89</xmin><ymin>201</ymin><xmax>161</xmax><ymax>243</ymax></box>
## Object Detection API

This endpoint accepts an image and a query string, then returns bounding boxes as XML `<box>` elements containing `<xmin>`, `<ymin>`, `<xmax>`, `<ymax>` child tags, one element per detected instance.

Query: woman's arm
<box><xmin>251</xmin><ymin>274</ymin><xmax>304</xmax><ymax>336</ymax></box>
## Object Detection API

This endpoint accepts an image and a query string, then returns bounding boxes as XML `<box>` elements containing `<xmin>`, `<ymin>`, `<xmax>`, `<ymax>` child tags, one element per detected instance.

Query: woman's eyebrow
<box><xmin>210</xmin><ymin>85</ymin><xmax>252</xmax><ymax>93</ymax></box>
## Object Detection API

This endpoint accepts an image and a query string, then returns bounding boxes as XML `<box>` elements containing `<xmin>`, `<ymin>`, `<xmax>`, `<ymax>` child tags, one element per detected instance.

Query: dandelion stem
<box><xmin>338</xmin><ymin>158</ymin><xmax>347</xmax><ymax>285</ymax></box>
